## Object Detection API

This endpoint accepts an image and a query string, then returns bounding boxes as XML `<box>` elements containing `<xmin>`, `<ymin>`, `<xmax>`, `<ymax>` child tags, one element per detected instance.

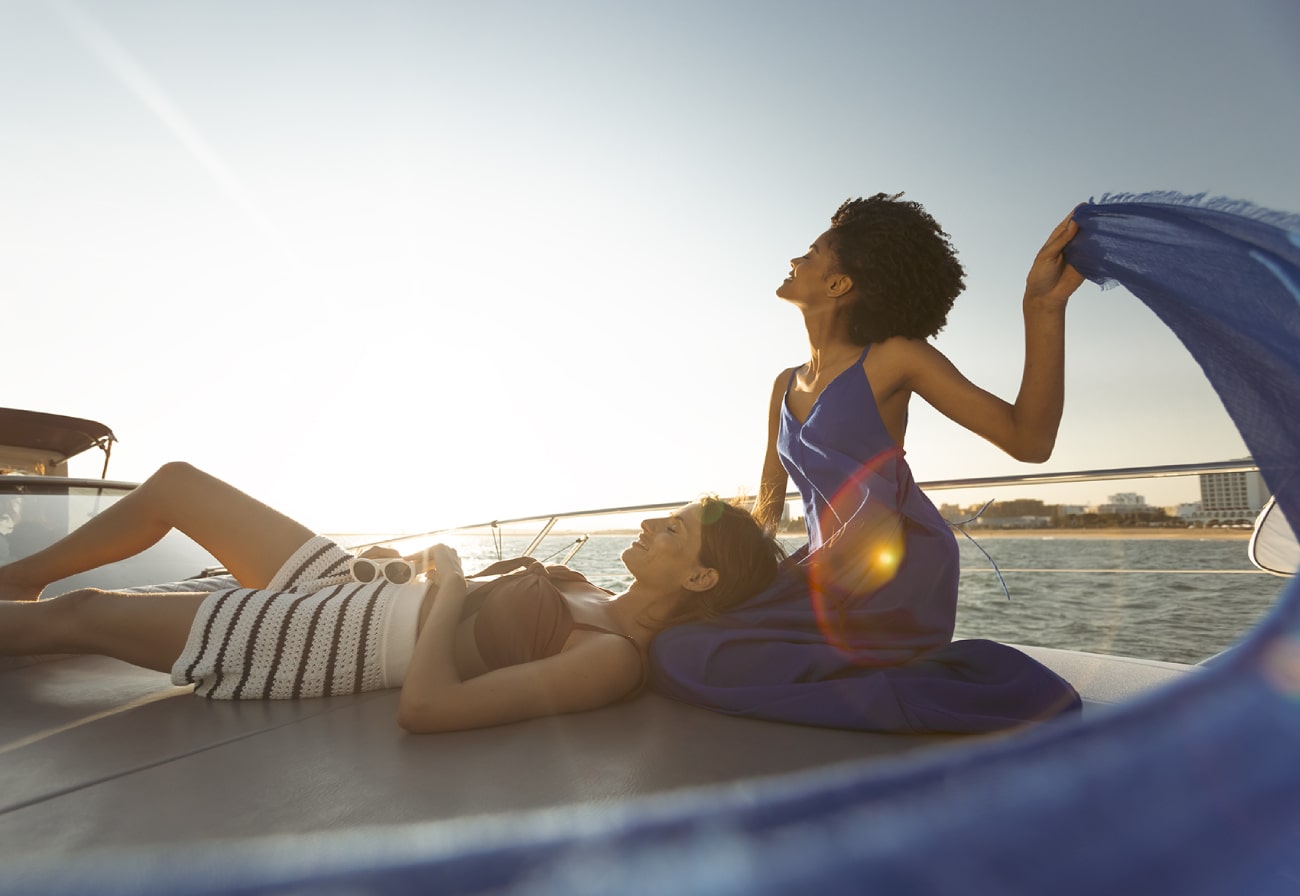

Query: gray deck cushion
<box><xmin>0</xmin><ymin>642</ymin><xmax>1186</xmax><ymax>863</ymax></box>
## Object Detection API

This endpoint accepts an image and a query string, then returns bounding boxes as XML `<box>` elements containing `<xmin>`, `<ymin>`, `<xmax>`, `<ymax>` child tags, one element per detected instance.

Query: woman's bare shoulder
<box><xmin>871</xmin><ymin>335</ymin><xmax>943</xmax><ymax>360</ymax></box>
<box><xmin>766</xmin><ymin>365</ymin><xmax>801</xmax><ymax>406</ymax></box>
<box><xmin>865</xmin><ymin>338</ymin><xmax>972</xmax><ymax>410</ymax></box>
<box><xmin>771</xmin><ymin>364</ymin><xmax>800</xmax><ymax>387</ymax></box>
<box><xmin>866</xmin><ymin>336</ymin><xmax>940</xmax><ymax>376</ymax></box>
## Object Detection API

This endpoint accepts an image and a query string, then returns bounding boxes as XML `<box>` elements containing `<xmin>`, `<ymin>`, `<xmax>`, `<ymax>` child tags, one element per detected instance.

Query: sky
<box><xmin>3</xmin><ymin>0</ymin><xmax>1298</xmax><ymax>535</ymax></box>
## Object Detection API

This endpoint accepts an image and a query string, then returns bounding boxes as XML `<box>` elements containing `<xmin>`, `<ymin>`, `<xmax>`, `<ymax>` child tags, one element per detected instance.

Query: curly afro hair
<box><xmin>827</xmin><ymin>193</ymin><xmax>966</xmax><ymax>343</ymax></box>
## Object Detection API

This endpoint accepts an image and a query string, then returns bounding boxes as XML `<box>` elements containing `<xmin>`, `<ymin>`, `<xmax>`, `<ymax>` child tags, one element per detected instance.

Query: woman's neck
<box><xmin>607</xmin><ymin>582</ymin><xmax>678</xmax><ymax>641</ymax></box>
<box><xmin>801</xmin><ymin>306</ymin><xmax>859</xmax><ymax>376</ymax></box>
<box><xmin>804</xmin><ymin>338</ymin><xmax>863</xmax><ymax>384</ymax></box>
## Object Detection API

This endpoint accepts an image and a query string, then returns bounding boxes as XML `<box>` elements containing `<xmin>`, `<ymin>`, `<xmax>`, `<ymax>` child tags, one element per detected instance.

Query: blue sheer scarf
<box><xmin>1067</xmin><ymin>192</ymin><xmax>1300</xmax><ymax>523</ymax></box>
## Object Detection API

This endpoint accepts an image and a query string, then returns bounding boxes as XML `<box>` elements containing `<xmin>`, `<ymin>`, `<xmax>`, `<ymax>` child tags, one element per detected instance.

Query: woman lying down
<box><xmin>0</xmin><ymin>463</ymin><xmax>783</xmax><ymax>732</ymax></box>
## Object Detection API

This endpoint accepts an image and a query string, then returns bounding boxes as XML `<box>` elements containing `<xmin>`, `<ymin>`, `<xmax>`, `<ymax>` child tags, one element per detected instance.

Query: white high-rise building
<box><xmin>1182</xmin><ymin>466</ymin><xmax>1271</xmax><ymax>525</ymax></box>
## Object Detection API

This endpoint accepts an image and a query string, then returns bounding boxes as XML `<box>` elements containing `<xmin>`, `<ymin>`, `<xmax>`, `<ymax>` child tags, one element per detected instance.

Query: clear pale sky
<box><xmin>4</xmin><ymin>0</ymin><xmax>1298</xmax><ymax>534</ymax></box>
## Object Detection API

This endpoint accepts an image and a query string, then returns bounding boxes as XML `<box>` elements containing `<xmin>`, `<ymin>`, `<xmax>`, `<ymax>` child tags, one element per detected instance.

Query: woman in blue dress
<box><xmin>651</xmin><ymin>196</ymin><xmax>1085</xmax><ymax>732</ymax></box>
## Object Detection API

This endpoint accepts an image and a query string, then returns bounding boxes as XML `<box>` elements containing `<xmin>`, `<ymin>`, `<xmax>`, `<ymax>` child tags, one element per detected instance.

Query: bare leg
<box><xmin>0</xmin><ymin>462</ymin><xmax>315</xmax><ymax>601</ymax></box>
<box><xmin>0</xmin><ymin>588</ymin><xmax>208</xmax><ymax>672</ymax></box>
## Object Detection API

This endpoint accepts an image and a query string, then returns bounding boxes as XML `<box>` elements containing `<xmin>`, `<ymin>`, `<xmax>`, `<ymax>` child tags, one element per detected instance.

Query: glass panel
<box><xmin>0</xmin><ymin>481</ymin><xmax>220</xmax><ymax>594</ymax></box>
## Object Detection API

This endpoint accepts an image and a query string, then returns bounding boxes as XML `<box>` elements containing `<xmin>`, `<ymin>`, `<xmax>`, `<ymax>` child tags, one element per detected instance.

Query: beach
<box><xmin>953</xmin><ymin>527</ymin><xmax>1252</xmax><ymax>540</ymax></box>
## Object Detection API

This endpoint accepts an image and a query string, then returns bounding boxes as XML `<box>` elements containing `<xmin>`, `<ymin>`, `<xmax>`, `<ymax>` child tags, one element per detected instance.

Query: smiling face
<box><xmin>621</xmin><ymin>502</ymin><xmax>719</xmax><ymax>594</ymax></box>
<box><xmin>775</xmin><ymin>228</ymin><xmax>852</xmax><ymax>306</ymax></box>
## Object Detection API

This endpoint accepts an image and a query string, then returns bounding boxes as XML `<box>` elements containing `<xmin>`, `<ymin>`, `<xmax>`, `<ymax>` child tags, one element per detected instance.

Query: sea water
<box><xmin>949</xmin><ymin>536</ymin><xmax>1281</xmax><ymax>665</ymax></box>
<box><xmin>417</xmin><ymin>532</ymin><xmax>1283</xmax><ymax>666</ymax></box>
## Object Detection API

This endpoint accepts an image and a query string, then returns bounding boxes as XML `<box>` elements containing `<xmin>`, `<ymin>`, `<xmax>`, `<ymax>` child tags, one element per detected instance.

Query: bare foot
<box><xmin>0</xmin><ymin>567</ymin><xmax>44</xmax><ymax>601</ymax></box>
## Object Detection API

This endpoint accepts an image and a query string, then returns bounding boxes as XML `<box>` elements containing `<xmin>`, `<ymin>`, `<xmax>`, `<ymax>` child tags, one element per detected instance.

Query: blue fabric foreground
<box><xmin>12</xmin><ymin>194</ymin><xmax>1300</xmax><ymax>894</ymax></box>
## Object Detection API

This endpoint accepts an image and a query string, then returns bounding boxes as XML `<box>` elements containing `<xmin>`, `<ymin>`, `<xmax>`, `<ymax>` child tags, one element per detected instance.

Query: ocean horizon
<box><xmin>363</xmin><ymin>532</ymin><xmax>1279</xmax><ymax>667</ymax></box>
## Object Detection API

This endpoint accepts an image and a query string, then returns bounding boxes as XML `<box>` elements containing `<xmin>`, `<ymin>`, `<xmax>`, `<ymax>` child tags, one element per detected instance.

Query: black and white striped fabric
<box><xmin>170</xmin><ymin>537</ymin><xmax>425</xmax><ymax>699</ymax></box>
<box><xmin>264</xmin><ymin>534</ymin><xmax>356</xmax><ymax>593</ymax></box>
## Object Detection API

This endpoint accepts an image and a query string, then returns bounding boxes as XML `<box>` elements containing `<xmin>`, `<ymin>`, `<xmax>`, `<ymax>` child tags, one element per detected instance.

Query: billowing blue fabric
<box><xmin>1067</xmin><ymin>193</ymin><xmax>1300</xmax><ymax>521</ymax></box>
<box><xmin>648</xmin><ymin>307</ymin><xmax>1080</xmax><ymax>731</ymax></box>
<box><xmin>10</xmin><ymin>195</ymin><xmax>1300</xmax><ymax>893</ymax></box>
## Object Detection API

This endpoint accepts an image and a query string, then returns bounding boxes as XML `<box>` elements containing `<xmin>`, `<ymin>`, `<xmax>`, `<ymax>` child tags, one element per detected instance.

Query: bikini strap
<box><xmin>571</xmin><ymin>621</ymin><xmax>632</xmax><ymax>639</ymax></box>
<box><xmin>569</xmin><ymin>622</ymin><xmax>649</xmax><ymax>694</ymax></box>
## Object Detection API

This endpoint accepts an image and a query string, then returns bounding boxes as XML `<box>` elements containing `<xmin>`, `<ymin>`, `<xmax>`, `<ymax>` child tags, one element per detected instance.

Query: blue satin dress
<box><xmin>650</xmin><ymin>346</ymin><xmax>1081</xmax><ymax>733</ymax></box>
<box><xmin>779</xmin><ymin>346</ymin><xmax>961</xmax><ymax>661</ymax></box>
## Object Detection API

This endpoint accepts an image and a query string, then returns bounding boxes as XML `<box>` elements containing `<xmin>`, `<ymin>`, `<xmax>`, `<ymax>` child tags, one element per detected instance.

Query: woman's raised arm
<box><xmin>898</xmin><ymin>212</ymin><xmax>1084</xmax><ymax>463</ymax></box>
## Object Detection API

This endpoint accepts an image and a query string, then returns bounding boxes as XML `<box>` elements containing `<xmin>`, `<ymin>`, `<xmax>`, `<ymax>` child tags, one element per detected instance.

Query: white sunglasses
<box><xmin>349</xmin><ymin>557</ymin><xmax>417</xmax><ymax>585</ymax></box>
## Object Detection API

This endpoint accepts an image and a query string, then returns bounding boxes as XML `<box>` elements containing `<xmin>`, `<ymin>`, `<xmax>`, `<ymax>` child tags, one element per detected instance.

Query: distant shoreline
<box><xmin>537</xmin><ymin>526</ymin><xmax>1254</xmax><ymax>540</ymax></box>
<box><xmin>943</xmin><ymin>527</ymin><xmax>1251</xmax><ymax>540</ymax></box>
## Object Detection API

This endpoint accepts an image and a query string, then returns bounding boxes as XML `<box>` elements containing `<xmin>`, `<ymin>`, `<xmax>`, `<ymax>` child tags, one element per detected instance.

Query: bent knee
<box><xmin>44</xmin><ymin>586</ymin><xmax>109</xmax><ymax>614</ymax></box>
<box><xmin>153</xmin><ymin>460</ymin><xmax>202</xmax><ymax>487</ymax></box>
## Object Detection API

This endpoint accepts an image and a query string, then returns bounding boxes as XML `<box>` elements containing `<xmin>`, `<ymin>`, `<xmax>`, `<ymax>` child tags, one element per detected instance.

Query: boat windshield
<box><xmin>0</xmin><ymin>478</ymin><xmax>218</xmax><ymax>593</ymax></box>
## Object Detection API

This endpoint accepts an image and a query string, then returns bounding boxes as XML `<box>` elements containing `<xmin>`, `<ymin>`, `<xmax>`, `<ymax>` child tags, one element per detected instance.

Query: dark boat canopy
<box><xmin>0</xmin><ymin>408</ymin><xmax>116</xmax><ymax>477</ymax></box>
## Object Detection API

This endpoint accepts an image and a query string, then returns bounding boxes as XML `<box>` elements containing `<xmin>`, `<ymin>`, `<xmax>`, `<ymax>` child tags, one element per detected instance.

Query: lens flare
<box><xmin>795</xmin><ymin>447</ymin><xmax>920</xmax><ymax>658</ymax></box>
<box><xmin>800</xmin><ymin>449</ymin><xmax>913</xmax><ymax>657</ymax></box>
<box><xmin>700</xmin><ymin>497</ymin><xmax>726</xmax><ymax>527</ymax></box>
<box><xmin>806</xmin><ymin>511</ymin><xmax>907</xmax><ymax>656</ymax></box>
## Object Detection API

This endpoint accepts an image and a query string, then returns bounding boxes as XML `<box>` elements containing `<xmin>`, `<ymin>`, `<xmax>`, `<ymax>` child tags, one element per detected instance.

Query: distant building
<box><xmin>988</xmin><ymin>515</ymin><xmax>1052</xmax><ymax>529</ymax></box>
<box><xmin>1109</xmin><ymin>493</ymin><xmax>1146</xmax><ymax>505</ymax></box>
<box><xmin>937</xmin><ymin>501</ymin><xmax>1052</xmax><ymax>529</ymax></box>
<box><xmin>1091</xmin><ymin>492</ymin><xmax>1159</xmax><ymax>516</ymax></box>
<box><xmin>937</xmin><ymin>503</ymin><xmax>965</xmax><ymax>523</ymax></box>
<box><xmin>1181</xmin><ymin>465</ymin><xmax>1270</xmax><ymax>525</ymax></box>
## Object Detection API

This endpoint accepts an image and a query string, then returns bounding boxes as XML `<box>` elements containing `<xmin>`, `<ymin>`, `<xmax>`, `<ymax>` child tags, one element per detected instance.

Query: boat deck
<box><xmin>0</xmin><ymin>646</ymin><xmax>1187</xmax><ymax>862</ymax></box>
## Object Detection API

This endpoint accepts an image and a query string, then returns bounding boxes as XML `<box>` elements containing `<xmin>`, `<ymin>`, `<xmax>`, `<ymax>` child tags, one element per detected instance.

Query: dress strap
<box><xmin>946</xmin><ymin>500</ymin><xmax>1012</xmax><ymax>600</ymax></box>
<box><xmin>786</xmin><ymin>346</ymin><xmax>871</xmax><ymax>398</ymax></box>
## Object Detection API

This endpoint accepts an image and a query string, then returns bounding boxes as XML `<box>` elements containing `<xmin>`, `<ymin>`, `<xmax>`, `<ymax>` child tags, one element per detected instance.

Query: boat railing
<box><xmin>4</xmin><ymin>461</ymin><xmax>1263</xmax><ymax>574</ymax></box>
<box><xmin>362</xmin><ymin>458</ymin><xmax>1272</xmax><ymax>667</ymax></box>
<box><xmin>360</xmin><ymin>459</ymin><xmax>1264</xmax><ymax>567</ymax></box>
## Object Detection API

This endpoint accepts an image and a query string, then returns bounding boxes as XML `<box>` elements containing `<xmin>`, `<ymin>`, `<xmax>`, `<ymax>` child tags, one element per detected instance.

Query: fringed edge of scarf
<box><xmin>1075</xmin><ymin>191</ymin><xmax>1300</xmax><ymax>291</ymax></box>
<box><xmin>1087</xmin><ymin>189</ymin><xmax>1300</xmax><ymax>233</ymax></box>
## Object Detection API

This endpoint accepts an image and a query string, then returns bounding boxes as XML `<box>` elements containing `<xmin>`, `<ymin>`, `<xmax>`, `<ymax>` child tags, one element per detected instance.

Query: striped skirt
<box><xmin>170</xmin><ymin>536</ymin><xmax>426</xmax><ymax>699</ymax></box>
